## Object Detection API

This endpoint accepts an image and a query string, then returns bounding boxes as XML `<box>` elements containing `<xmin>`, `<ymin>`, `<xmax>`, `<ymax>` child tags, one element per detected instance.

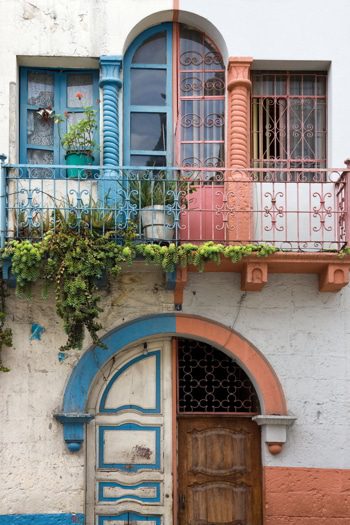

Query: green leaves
<box><xmin>2</xmin><ymin>234</ymin><xmax>278</xmax><ymax>356</ymax></box>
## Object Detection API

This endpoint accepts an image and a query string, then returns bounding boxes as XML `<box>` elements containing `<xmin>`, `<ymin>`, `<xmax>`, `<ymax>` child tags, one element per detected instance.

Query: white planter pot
<box><xmin>140</xmin><ymin>205</ymin><xmax>174</xmax><ymax>240</ymax></box>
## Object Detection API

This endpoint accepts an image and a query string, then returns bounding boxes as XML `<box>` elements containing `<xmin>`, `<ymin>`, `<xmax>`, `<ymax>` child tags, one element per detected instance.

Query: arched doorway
<box><xmin>86</xmin><ymin>335</ymin><xmax>262</xmax><ymax>524</ymax></box>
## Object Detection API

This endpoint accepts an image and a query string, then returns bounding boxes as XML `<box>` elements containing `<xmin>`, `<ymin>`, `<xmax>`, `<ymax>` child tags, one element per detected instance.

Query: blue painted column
<box><xmin>99</xmin><ymin>56</ymin><xmax>122</xmax><ymax>208</ymax></box>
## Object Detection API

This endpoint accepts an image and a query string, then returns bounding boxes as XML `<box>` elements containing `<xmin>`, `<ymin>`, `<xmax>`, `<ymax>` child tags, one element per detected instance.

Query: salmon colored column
<box><xmin>227</xmin><ymin>57</ymin><xmax>253</xmax><ymax>243</ymax></box>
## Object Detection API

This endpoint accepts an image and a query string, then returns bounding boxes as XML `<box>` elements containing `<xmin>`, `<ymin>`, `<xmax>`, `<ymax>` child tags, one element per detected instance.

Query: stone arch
<box><xmin>56</xmin><ymin>314</ymin><xmax>287</xmax><ymax>451</ymax></box>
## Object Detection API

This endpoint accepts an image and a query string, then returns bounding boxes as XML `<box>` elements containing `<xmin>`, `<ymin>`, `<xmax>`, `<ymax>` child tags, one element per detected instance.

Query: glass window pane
<box><xmin>67</xmin><ymin>73</ymin><xmax>93</xmax><ymax>107</ymax></box>
<box><xmin>181</xmin><ymin>143</ymin><xmax>224</xmax><ymax>168</ymax></box>
<box><xmin>132</xmin><ymin>32</ymin><xmax>166</xmax><ymax>64</ymax></box>
<box><xmin>27</xmin><ymin>110</ymin><xmax>54</xmax><ymax>146</ymax></box>
<box><xmin>180</xmin><ymin>72</ymin><xmax>225</xmax><ymax>97</ymax></box>
<box><xmin>302</xmin><ymin>75</ymin><xmax>316</xmax><ymax>96</ymax></box>
<box><xmin>131</xmin><ymin>69</ymin><xmax>167</xmax><ymax>105</ymax></box>
<box><xmin>316</xmin><ymin>76</ymin><xmax>326</xmax><ymax>95</ymax></box>
<box><xmin>180</xmin><ymin>27</ymin><xmax>224</xmax><ymax>70</ymax></box>
<box><xmin>290</xmin><ymin>75</ymin><xmax>302</xmax><ymax>95</ymax></box>
<box><xmin>180</xmin><ymin>100</ymin><xmax>224</xmax><ymax>141</ymax></box>
<box><xmin>27</xmin><ymin>148</ymin><xmax>54</xmax><ymax>164</ymax></box>
<box><xmin>131</xmin><ymin>113</ymin><xmax>167</xmax><ymax>151</ymax></box>
<box><xmin>66</xmin><ymin>112</ymin><xmax>85</xmax><ymax>127</ymax></box>
<box><xmin>28</xmin><ymin>72</ymin><xmax>54</xmax><ymax>107</ymax></box>
<box><xmin>130</xmin><ymin>155</ymin><xmax>166</xmax><ymax>167</ymax></box>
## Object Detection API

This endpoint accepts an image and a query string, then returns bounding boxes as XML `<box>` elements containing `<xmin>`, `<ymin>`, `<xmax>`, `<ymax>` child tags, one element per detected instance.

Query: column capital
<box><xmin>99</xmin><ymin>55</ymin><xmax>122</xmax><ymax>88</ymax></box>
<box><xmin>227</xmin><ymin>56</ymin><xmax>253</xmax><ymax>91</ymax></box>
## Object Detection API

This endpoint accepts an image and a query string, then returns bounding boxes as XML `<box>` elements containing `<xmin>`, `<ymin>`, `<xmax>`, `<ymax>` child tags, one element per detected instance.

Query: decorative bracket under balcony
<box><xmin>170</xmin><ymin>252</ymin><xmax>350</xmax><ymax>309</ymax></box>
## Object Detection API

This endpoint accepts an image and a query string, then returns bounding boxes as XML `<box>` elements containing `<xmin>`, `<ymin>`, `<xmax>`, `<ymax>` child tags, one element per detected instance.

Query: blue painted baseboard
<box><xmin>0</xmin><ymin>515</ymin><xmax>84</xmax><ymax>525</ymax></box>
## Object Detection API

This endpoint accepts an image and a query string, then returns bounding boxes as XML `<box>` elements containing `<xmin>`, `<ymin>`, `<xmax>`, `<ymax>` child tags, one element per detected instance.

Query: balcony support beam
<box><xmin>227</xmin><ymin>57</ymin><xmax>253</xmax><ymax>243</ymax></box>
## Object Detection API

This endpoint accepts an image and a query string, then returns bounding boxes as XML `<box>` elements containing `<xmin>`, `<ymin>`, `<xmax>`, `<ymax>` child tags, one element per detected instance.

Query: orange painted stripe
<box><xmin>264</xmin><ymin>466</ymin><xmax>350</xmax><ymax>523</ymax></box>
<box><xmin>173</xmin><ymin>0</ymin><xmax>179</xmax><ymax>22</ymax></box>
<box><xmin>176</xmin><ymin>314</ymin><xmax>287</xmax><ymax>414</ymax></box>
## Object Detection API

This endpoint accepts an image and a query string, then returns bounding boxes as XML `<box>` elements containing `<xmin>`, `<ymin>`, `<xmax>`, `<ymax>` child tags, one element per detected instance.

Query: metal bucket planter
<box><xmin>65</xmin><ymin>152</ymin><xmax>94</xmax><ymax>179</ymax></box>
<box><xmin>140</xmin><ymin>205</ymin><xmax>174</xmax><ymax>240</ymax></box>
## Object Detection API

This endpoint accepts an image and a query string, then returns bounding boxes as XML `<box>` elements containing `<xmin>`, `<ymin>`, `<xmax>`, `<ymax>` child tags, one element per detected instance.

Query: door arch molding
<box><xmin>58</xmin><ymin>313</ymin><xmax>287</xmax><ymax>452</ymax></box>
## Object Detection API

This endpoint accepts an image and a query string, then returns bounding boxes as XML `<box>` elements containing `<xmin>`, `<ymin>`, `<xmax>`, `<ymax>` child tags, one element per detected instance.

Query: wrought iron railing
<box><xmin>0</xmin><ymin>159</ymin><xmax>348</xmax><ymax>251</ymax></box>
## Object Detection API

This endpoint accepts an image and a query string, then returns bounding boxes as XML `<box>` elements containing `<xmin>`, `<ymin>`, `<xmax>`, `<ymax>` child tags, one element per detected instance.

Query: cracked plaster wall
<box><xmin>0</xmin><ymin>270</ymin><xmax>349</xmax><ymax>513</ymax></box>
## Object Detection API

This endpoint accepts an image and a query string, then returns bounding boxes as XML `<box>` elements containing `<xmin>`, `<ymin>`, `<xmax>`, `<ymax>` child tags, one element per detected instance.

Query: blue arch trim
<box><xmin>63</xmin><ymin>314</ymin><xmax>175</xmax><ymax>413</ymax></box>
<box><xmin>56</xmin><ymin>314</ymin><xmax>175</xmax><ymax>452</ymax></box>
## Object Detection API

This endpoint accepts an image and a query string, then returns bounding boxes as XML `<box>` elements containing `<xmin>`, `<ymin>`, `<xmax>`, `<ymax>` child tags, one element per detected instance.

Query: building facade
<box><xmin>0</xmin><ymin>1</ymin><xmax>350</xmax><ymax>524</ymax></box>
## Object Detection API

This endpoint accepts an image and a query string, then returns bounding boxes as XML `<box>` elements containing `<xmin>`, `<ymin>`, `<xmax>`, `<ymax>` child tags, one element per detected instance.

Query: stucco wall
<box><xmin>0</xmin><ymin>0</ymin><xmax>350</xmax><ymax>164</ymax></box>
<box><xmin>0</xmin><ymin>268</ymin><xmax>349</xmax><ymax>514</ymax></box>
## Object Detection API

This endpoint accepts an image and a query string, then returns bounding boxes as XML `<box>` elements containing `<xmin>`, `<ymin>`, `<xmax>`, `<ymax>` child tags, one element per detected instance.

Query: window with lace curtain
<box><xmin>20</xmin><ymin>68</ymin><xmax>99</xmax><ymax>165</ymax></box>
<box><xmin>251</xmin><ymin>72</ymin><xmax>327</xmax><ymax>173</ymax></box>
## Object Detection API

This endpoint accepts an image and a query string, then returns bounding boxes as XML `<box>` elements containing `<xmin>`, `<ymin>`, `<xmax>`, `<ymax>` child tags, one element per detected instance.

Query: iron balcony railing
<box><xmin>0</xmin><ymin>160</ymin><xmax>348</xmax><ymax>251</ymax></box>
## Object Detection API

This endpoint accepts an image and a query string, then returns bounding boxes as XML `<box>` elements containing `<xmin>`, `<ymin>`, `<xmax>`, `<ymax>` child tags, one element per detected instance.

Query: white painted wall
<box><xmin>0</xmin><ymin>0</ymin><xmax>349</xmax><ymax>164</ymax></box>
<box><xmin>0</xmin><ymin>0</ymin><xmax>350</xmax><ymax>517</ymax></box>
<box><xmin>0</xmin><ymin>268</ymin><xmax>349</xmax><ymax>514</ymax></box>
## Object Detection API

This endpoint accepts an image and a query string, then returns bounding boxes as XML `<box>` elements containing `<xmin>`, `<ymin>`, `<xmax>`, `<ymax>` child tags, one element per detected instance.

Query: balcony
<box><xmin>1</xmin><ymin>162</ymin><xmax>350</xmax><ymax>295</ymax></box>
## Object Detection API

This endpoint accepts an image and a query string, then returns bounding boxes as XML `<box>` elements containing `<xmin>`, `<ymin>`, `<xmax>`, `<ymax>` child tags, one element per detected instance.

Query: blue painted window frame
<box><xmin>19</xmin><ymin>67</ymin><xmax>100</xmax><ymax>166</ymax></box>
<box><xmin>123</xmin><ymin>23</ymin><xmax>173</xmax><ymax>167</ymax></box>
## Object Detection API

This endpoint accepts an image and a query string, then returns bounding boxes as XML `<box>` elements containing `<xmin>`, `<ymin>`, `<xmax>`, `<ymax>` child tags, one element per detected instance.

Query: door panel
<box><xmin>86</xmin><ymin>340</ymin><xmax>173</xmax><ymax>525</ymax></box>
<box><xmin>178</xmin><ymin>417</ymin><xmax>261</xmax><ymax>525</ymax></box>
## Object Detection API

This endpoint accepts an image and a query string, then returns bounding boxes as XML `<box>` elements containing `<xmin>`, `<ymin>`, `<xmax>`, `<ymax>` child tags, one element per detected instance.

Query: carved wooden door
<box><xmin>177</xmin><ymin>416</ymin><xmax>262</xmax><ymax>525</ymax></box>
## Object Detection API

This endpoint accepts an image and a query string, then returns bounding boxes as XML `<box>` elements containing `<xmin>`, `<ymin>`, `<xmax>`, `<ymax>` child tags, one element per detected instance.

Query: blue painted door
<box><xmin>87</xmin><ymin>340</ymin><xmax>173</xmax><ymax>524</ymax></box>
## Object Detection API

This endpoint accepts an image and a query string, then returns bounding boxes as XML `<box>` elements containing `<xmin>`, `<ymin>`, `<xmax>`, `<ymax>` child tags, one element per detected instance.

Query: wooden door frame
<box><xmin>172</xmin><ymin>336</ymin><xmax>262</xmax><ymax>525</ymax></box>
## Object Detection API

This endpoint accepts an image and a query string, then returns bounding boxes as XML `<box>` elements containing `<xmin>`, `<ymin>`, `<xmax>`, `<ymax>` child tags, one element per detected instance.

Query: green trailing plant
<box><xmin>0</xmin><ymin>279</ymin><xmax>12</xmax><ymax>372</ymax></box>
<box><xmin>1</xmin><ymin>231</ymin><xmax>278</xmax><ymax>360</ymax></box>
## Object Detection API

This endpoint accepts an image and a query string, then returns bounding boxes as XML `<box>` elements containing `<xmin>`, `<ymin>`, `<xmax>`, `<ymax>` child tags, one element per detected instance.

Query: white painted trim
<box><xmin>253</xmin><ymin>415</ymin><xmax>296</xmax><ymax>444</ymax></box>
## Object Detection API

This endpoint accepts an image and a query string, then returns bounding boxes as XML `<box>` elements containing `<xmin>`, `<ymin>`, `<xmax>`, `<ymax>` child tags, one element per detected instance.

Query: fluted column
<box><xmin>226</xmin><ymin>57</ymin><xmax>253</xmax><ymax>243</ymax></box>
<box><xmin>99</xmin><ymin>56</ymin><xmax>122</xmax><ymax>207</ymax></box>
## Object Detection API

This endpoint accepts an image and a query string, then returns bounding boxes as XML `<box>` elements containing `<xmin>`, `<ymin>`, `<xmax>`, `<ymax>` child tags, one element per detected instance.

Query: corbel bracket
<box><xmin>54</xmin><ymin>412</ymin><xmax>94</xmax><ymax>453</ymax></box>
<box><xmin>241</xmin><ymin>262</ymin><xmax>268</xmax><ymax>291</ymax></box>
<box><xmin>253</xmin><ymin>415</ymin><xmax>296</xmax><ymax>455</ymax></box>
<box><xmin>319</xmin><ymin>263</ymin><xmax>350</xmax><ymax>292</ymax></box>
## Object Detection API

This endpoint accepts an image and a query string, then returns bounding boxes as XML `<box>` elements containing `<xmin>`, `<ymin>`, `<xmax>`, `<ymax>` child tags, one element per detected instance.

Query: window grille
<box><xmin>251</xmin><ymin>72</ymin><xmax>327</xmax><ymax>173</ymax></box>
<box><xmin>177</xmin><ymin>338</ymin><xmax>259</xmax><ymax>413</ymax></box>
<box><xmin>178</xmin><ymin>27</ymin><xmax>225</xmax><ymax>181</ymax></box>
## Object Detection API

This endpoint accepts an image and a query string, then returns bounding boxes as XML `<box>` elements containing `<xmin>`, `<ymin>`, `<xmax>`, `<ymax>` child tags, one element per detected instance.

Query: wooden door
<box><xmin>178</xmin><ymin>416</ymin><xmax>262</xmax><ymax>525</ymax></box>
<box><xmin>86</xmin><ymin>340</ymin><xmax>173</xmax><ymax>525</ymax></box>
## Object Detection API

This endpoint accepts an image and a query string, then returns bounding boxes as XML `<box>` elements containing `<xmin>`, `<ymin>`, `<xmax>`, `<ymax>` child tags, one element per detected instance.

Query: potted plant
<box><xmin>54</xmin><ymin>92</ymin><xmax>97</xmax><ymax>178</ymax></box>
<box><xmin>129</xmin><ymin>172</ymin><xmax>195</xmax><ymax>241</ymax></box>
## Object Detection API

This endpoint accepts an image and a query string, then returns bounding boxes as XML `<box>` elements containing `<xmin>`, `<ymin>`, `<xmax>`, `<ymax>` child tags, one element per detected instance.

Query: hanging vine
<box><xmin>0</xmin><ymin>230</ymin><xmax>278</xmax><ymax>365</ymax></box>
<box><xmin>0</xmin><ymin>278</ymin><xmax>12</xmax><ymax>372</ymax></box>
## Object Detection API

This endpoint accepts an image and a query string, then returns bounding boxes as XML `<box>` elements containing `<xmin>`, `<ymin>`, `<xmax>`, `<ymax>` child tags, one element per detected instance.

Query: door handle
<box><xmin>179</xmin><ymin>494</ymin><xmax>186</xmax><ymax>511</ymax></box>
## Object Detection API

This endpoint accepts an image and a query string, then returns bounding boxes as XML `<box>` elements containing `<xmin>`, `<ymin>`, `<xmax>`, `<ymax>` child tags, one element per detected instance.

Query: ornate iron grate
<box><xmin>177</xmin><ymin>338</ymin><xmax>259</xmax><ymax>413</ymax></box>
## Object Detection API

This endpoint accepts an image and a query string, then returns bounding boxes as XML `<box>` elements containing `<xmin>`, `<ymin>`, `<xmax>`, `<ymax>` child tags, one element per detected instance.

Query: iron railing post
<box><xmin>0</xmin><ymin>154</ymin><xmax>7</xmax><ymax>248</ymax></box>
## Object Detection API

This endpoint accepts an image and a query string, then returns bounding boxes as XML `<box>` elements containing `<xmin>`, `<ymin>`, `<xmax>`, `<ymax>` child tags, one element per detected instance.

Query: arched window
<box><xmin>124</xmin><ymin>24</ymin><xmax>225</xmax><ymax>171</ymax></box>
